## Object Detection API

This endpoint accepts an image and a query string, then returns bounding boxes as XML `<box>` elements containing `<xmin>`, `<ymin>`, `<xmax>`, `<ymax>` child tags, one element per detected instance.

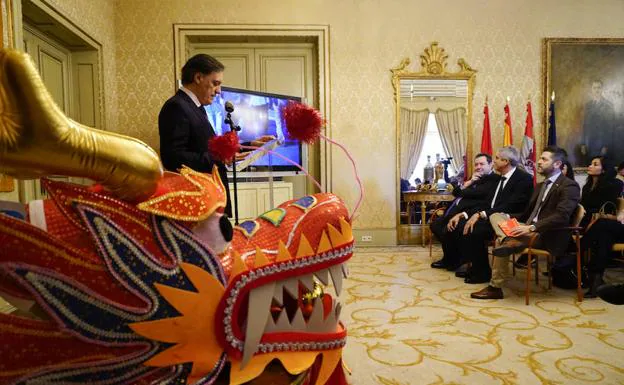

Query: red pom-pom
<box><xmin>208</xmin><ymin>131</ymin><xmax>241</xmax><ymax>162</ymax></box>
<box><xmin>281</xmin><ymin>101</ymin><xmax>324</xmax><ymax>144</ymax></box>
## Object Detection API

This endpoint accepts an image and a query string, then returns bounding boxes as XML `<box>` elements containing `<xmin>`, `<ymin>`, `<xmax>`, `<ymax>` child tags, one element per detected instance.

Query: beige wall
<box><xmin>5</xmin><ymin>0</ymin><xmax>624</xmax><ymax>235</ymax></box>
<box><xmin>112</xmin><ymin>0</ymin><xmax>624</xmax><ymax>233</ymax></box>
<box><xmin>45</xmin><ymin>0</ymin><xmax>118</xmax><ymax>130</ymax></box>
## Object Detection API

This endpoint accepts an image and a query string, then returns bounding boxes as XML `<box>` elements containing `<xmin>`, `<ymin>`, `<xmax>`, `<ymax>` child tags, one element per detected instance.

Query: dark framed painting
<box><xmin>543</xmin><ymin>38</ymin><xmax>624</xmax><ymax>168</ymax></box>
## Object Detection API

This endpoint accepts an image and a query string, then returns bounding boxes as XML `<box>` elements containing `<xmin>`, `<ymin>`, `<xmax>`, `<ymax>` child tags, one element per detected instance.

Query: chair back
<box><xmin>571</xmin><ymin>204</ymin><xmax>585</xmax><ymax>227</ymax></box>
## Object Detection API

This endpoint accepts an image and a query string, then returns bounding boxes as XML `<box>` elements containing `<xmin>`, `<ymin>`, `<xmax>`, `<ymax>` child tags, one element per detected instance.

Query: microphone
<box><xmin>225</xmin><ymin>101</ymin><xmax>234</xmax><ymax>113</ymax></box>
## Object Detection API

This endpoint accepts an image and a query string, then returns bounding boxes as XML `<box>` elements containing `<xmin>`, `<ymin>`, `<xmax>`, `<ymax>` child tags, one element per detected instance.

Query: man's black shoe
<box><xmin>431</xmin><ymin>260</ymin><xmax>448</xmax><ymax>269</ymax></box>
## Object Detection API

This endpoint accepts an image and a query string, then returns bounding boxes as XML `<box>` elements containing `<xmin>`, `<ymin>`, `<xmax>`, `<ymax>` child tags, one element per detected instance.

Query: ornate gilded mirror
<box><xmin>392</xmin><ymin>42</ymin><xmax>476</xmax><ymax>245</ymax></box>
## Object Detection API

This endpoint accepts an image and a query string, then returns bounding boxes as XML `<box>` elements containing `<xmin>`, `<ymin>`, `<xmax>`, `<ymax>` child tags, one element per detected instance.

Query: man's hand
<box><xmin>224</xmin><ymin>151</ymin><xmax>252</xmax><ymax>164</ymax></box>
<box><xmin>447</xmin><ymin>213</ymin><xmax>463</xmax><ymax>231</ymax></box>
<box><xmin>250</xmin><ymin>135</ymin><xmax>276</xmax><ymax>147</ymax></box>
<box><xmin>235</xmin><ymin>151</ymin><xmax>251</xmax><ymax>161</ymax></box>
<box><xmin>463</xmin><ymin>213</ymin><xmax>480</xmax><ymax>235</ymax></box>
<box><xmin>617</xmin><ymin>210</ymin><xmax>624</xmax><ymax>224</ymax></box>
<box><xmin>462</xmin><ymin>172</ymin><xmax>482</xmax><ymax>189</ymax></box>
<box><xmin>509</xmin><ymin>225</ymin><xmax>532</xmax><ymax>237</ymax></box>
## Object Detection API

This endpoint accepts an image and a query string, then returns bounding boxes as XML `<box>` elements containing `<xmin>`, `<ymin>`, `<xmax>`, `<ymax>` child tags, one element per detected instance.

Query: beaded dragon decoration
<box><xmin>0</xmin><ymin>49</ymin><xmax>354</xmax><ymax>385</ymax></box>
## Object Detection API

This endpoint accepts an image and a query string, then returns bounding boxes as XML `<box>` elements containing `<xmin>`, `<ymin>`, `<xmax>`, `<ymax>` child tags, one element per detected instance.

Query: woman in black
<box><xmin>579</xmin><ymin>156</ymin><xmax>621</xmax><ymax>228</ymax></box>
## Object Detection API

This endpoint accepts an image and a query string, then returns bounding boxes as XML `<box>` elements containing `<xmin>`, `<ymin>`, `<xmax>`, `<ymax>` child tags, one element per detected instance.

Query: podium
<box><xmin>229</xmin><ymin>139</ymin><xmax>281</xmax><ymax>172</ymax></box>
<box><xmin>227</xmin><ymin>139</ymin><xmax>283</xmax><ymax>221</ymax></box>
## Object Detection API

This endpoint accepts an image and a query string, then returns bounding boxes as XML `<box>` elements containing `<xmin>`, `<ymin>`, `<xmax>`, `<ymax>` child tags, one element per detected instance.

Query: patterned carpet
<box><xmin>341</xmin><ymin>246</ymin><xmax>624</xmax><ymax>385</ymax></box>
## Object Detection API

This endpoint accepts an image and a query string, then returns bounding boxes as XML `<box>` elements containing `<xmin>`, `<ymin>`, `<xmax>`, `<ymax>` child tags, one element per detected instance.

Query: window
<box><xmin>408</xmin><ymin>113</ymin><xmax>454</xmax><ymax>185</ymax></box>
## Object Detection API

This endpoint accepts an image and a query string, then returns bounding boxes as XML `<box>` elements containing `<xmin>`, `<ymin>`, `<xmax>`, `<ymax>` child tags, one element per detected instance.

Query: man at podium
<box><xmin>158</xmin><ymin>54</ymin><xmax>271</xmax><ymax>217</ymax></box>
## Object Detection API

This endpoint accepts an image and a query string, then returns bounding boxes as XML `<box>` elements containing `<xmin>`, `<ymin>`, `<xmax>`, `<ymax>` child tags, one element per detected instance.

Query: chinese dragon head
<box><xmin>0</xmin><ymin>49</ymin><xmax>353</xmax><ymax>385</ymax></box>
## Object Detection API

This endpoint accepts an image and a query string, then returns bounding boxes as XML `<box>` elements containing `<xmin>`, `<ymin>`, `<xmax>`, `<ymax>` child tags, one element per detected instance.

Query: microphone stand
<box><xmin>224</xmin><ymin>112</ymin><xmax>241</xmax><ymax>225</ymax></box>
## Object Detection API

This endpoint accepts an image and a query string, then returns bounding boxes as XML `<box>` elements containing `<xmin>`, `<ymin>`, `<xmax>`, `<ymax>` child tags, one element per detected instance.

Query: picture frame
<box><xmin>542</xmin><ymin>38</ymin><xmax>624</xmax><ymax>168</ymax></box>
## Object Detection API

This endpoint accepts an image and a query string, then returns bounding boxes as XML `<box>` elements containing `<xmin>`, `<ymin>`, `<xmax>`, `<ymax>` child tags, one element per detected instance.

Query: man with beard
<box><xmin>471</xmin><ymin>146</ymin><xmax>580</xmax><ymax>299</ymax></box>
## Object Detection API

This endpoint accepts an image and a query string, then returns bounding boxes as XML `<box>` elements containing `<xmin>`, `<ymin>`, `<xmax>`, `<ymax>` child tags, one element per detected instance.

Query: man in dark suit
<box><xmin>459</xmin><ymin>146</ymin><xmax>534</xmax><ymax>283</ymax></box>
<box><xmin>159</xmin><ymin>54</ymin><xmax>271</xmax><ymax>217</ymax></box>
<box><xmin>471</xmin><ymin>146</ymin><xmax>581</xmax><ymax>299</ymax></box>
<box><xmin>430</xmin><ymin>153</ymin><xmax>498</xmax><ymax>271</ymax></box>
<box><xmin>159</xmin><ymin>54</ymin><xmax>232</xmax><ymax>214</ymax></box>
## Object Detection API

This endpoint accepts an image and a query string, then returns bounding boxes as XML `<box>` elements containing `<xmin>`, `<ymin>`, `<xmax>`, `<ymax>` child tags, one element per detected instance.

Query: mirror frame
<box><xmin>391</xmin><ymin>41</ymin><xmax>477</xmax><ymax>239</ymax></box>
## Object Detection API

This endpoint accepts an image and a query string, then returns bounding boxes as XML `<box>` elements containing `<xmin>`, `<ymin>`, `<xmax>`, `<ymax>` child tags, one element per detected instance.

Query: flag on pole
<box><xmin>503</xmin><ymin>99</ymin><xmax>513</xmax><ymax>146</ymax></box>
<box><xmin>481</xmin><ymin>98</ymin><xmax>493</xmax><ymax>155</ymax></box>
<box><xmin>548</xmin><ymin>91</ymin><xmax>557</xmax><ymax>145</ymax></box>
<box><xmin>521</xmin><ymin>100</ymin><xmax>536</xmax><ymax>184</ymax></box>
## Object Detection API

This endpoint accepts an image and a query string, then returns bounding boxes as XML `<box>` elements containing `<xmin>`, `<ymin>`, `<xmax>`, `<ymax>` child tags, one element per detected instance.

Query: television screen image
<box><xmin>204</xmin><ymin>87</ymin><xmax>303</xmax><ymax>172</ymax></box>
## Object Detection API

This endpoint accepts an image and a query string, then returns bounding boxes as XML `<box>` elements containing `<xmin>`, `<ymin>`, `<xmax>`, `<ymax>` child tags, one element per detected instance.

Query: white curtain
<box><xmin>400</xmin><ymin>108</ymin><xmax>430</xmax><ymax>180</ymax></box>
<box><xmin>435</xmin><ymin>107</ymin><xmax>467</xmax><ymax>172</ymax></box>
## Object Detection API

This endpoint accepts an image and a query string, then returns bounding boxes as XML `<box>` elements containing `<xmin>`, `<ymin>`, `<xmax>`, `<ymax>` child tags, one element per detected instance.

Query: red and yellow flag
<box><xmin>503</xmin><ymin>101</ymin><xmax>513</xmax><ymax>146</ymax></box>
<box><xmin>521</xmin><ymin>101</ymin><xmax>536</xmax><ymax>184</ymax></box>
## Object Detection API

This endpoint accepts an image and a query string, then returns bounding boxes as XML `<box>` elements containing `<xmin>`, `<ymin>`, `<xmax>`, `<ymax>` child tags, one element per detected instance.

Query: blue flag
<box><xmin>547</xmin><ymin>100</ymin><xmax>556</xmax><ymax>145</ymax></box>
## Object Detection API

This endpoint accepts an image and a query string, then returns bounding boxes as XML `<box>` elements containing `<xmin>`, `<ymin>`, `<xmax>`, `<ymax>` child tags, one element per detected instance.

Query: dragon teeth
<box><xmin>299</xmin><ymin>274</ymin><xmax>315</xmax><ymax>292</ymax></box>
<box><xmin>242</xmin><ymin>281</ymin><xmax>275</xmax><ymax>368</ymax></box>
<box><xmin>328</xmin><ymin>265</ymin><xmax>343</xmax><ymax>296</ymax></box>
<box><xmin>314</xmin><ymin>268</ymin><xmax>330</xmax><ymax>285</ymax></box>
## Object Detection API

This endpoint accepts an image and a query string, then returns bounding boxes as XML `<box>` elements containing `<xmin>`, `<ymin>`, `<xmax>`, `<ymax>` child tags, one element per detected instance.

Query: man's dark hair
<box><xmin>618</xmin><ymin>161</ymin><xmax>624</xmax><ymax>171</ymax></box>
<box><xmin>474</xmin><ymin>153</ymin><xmax>492</xmax><ymax>163</ymax></box>
<box><xmin>543</xmin><ymin>145</ymin><xmax>567</xmax><ymax>164</ymax></box>
<box><xmin>181</xmin><ymin>54</ymin><xmax>225</xmax><ymax>85</ymax></box>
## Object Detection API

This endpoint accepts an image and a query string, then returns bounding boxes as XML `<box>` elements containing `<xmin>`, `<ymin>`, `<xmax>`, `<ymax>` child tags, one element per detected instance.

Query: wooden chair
<box><xmin>513</xmin><ymin>204</ymin><xmax>586</xmax><ymax>305</ymax></box>
<box><xmin>609</xmin><ymin>197</ymin><xmax>624</xmax><ymax>262</ymax></box>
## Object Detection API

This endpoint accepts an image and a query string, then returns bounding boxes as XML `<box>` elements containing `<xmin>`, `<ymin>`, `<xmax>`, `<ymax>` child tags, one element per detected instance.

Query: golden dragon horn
<box><xmin>0</xmin><ymin>49</ymin><xmax>162</xmax><ymax>201</ymax></box>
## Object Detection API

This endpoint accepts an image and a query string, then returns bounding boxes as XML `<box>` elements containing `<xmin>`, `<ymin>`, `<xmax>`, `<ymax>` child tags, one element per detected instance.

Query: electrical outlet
<box><xmin>361</xmin><ymin>235</ymin><xmax>373</xmax><ymax>242</ymax></box>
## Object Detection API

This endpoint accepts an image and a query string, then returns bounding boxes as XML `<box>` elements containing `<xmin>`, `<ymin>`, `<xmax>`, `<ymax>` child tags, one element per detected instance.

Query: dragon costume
<box><xmin>0</xmin><ymin>50</ymin><xmax>353</xmax><ymax>385</ymax></box>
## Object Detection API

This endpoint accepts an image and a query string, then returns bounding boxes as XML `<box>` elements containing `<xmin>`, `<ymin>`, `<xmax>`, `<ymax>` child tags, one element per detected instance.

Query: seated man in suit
<box><xmin>430</xmin><ymin>153</ymin><xmax>498</xmax><ymax>271</ymax></box>
<box><xmin>471</xmin><ymin>146</ymin><xmax>581</xmax><ymax>299</ymax></box>
<box><xmin>459</xmin><ymin>146</ymin><xmax>534</xmax><ymax>284</ymax></box>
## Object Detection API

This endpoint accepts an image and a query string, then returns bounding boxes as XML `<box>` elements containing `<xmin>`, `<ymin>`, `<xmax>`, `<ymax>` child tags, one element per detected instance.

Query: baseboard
<box><xmin>353</xmin><ymin>228</ymin><xmax>397</xmax><ymax>247</ymax></box>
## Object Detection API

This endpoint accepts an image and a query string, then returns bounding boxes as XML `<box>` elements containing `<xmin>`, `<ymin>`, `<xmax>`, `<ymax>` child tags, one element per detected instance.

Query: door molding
<box><xmin>173</xmin><ymin>24</ymin><xmax>332</xmax><ymax>192</ymax></box>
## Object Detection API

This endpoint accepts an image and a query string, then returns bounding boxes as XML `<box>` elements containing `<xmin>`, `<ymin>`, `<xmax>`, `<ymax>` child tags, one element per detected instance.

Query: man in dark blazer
<box><xmin>159</xmin><ymin>54</ymin><xmax>232</xmax><ymax>215</ymax></box>
<box><xmin>430</xmin><ymin>153</ymin><xmax>498</xmax><ymax>271</ymax></box>
<box><xmin>471</xmin><ymin>146</ymin><xmax>581</xmax><ymax>299</ymax></box>
<box><xmin>459</xmin><ymin>146</ymin><xmax>534</xmax><ymax>283</ymax></box>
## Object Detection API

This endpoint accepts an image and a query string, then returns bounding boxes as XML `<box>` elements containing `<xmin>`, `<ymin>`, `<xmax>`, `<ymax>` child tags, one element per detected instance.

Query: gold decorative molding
<box><xmin>392</xmin><ymin>42</ymin><xmax>477</xmax><ymax>244</ymax></box>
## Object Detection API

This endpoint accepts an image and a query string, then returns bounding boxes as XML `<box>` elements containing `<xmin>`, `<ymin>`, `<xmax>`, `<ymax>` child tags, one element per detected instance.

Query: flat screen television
<box><xmin>203</xmin><ymin>87</ymin><xmax>304</xmax><ymax>173</ymax></box>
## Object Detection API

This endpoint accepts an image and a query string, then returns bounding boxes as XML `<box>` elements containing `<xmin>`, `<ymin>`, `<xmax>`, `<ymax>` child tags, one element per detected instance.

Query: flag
<box><xmin>521</xmin><ymin>101</ymin><xmax>536</xmax><ymax>184</ymax></box>
<box><xmin>480</xmin><ymin>102</ymin><xmax>493</xmax><ymax>155</ymax></box>
<box><xmin>548</xmin><ymin>98</ymin><xmax>557</xmax><ymax>145</ymax></box>
<box><xmin>503</xmin><ymin>101</ymin><xmax>513</xmax><ymax>146</ymax></box>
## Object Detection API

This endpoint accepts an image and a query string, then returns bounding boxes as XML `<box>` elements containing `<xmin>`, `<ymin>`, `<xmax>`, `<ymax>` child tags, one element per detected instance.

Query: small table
<box><xmin>403</xmin><ymin>191</ymin><xmax>455</xmax><ymax>246</ymax></box>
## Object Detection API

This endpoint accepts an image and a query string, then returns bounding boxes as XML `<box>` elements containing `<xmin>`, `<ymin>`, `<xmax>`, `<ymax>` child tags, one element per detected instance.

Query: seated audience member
<box><xmin>562</xmin><ymin>161</ymin><xmax>575</xmax><ymax>180</ymax></box>
<box><xmin>430</xmin><ymin>153</ymin><xmax>498</xmax><ymax>271</ymax></box>
<box><xmin>458</xmin><ymin>146</ymin><xmax>534</xmax><ymax>284</ymax></box>
<box><xmin>581</xmin><ymin>210</ymin><xmax>624</xmax><ymax>298</ymax></box>
<box><xmin>579</xmin><ymin>156</ymin><xmax>621</xmax><ymax>228</ymax></box>
<box><xmin>471</xmin><ymin>146</ymin><xmax>580</xmax><ymax>300</ymax></box>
